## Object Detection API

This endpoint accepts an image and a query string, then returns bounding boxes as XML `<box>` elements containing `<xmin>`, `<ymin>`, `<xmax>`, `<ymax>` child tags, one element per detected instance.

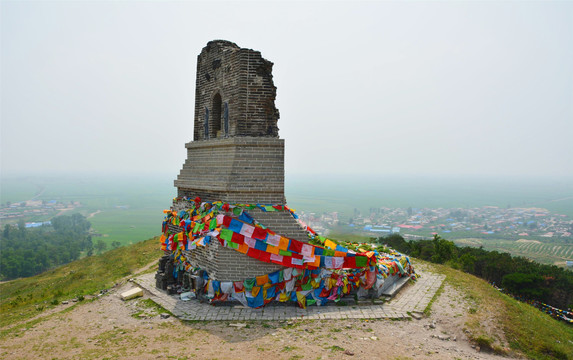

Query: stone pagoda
<box><xmin>169</xmin><ymin>40</ymin><xmax>308</xmax><ymax>281</ymax></box>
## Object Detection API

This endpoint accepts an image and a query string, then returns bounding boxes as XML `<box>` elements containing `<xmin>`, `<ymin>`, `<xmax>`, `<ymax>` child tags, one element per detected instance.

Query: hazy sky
<box><xmin>2</xmin><ymin>1</ymin><xmax>572</xmax><ymax>179</ymax></box>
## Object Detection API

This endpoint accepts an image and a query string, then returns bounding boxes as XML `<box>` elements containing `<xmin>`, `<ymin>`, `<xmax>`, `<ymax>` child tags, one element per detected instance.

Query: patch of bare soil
<box><xmin>515</xmin><ymin>239</ymin><xmax>541</xmax><ymax>244</ymax></box>
<box><xmin>0</xmin><ymin>279</ymin><xmax>515</xmax><ymax>360</ymax></box>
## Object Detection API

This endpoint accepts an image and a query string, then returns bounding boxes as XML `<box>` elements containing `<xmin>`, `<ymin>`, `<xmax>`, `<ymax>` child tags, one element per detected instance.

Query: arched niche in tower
<box><xmin>192</xmin><ymin>40</ymin><xmax>279</xmax><ymax>141</ymax></box>
<box><xmin>211</xmin><ymin>92</ymin><xmax>222</xmax><ymax>138</ymax></box>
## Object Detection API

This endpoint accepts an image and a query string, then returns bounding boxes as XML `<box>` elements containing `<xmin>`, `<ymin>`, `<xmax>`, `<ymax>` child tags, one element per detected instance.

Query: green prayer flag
<box><xmin>355</xmin><ymin>256</ymin><xmax>368</xmax><ymax>267</ymax></box>
<box><xmin>219</xmin><ymin>229</ymin><xmax>233</xmax><ymax>241</ymax></box>
<box><xmin>279</xmin><ymin>250</ymin><xmax>292</xmax><ymax>256</ymax></box>
<box><xmin>301</xmin><ymin>280</ymin><xmax>313</xmax><ymax>291</ymax></box>
<box><xmin>243</xmin><ymin>278</ymin><xmax>256</xmax><ymax>292</ymax></box>
<box><xmin>324</xmin><ymin>249</ymin><xmax>335</xmax><ymax>256</ymax></box>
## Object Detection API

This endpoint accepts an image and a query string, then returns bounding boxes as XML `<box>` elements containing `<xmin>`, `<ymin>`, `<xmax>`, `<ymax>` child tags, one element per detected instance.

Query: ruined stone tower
<box><xmin>172</xmin><ymin>40</ymin><xmax>308</xmax><ymax>281</ymax></box>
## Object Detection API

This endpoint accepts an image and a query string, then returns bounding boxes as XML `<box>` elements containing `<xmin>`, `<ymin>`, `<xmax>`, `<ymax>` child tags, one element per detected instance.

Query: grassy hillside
<box><xmin>0</xmin><ymin>237</ymin><xmax>162</xmax><ymax>330</ymax></box>
<box><xmin>423</xmin><ymin>260</ymin><xmax>573</xmax><ymax>359</ymax></box>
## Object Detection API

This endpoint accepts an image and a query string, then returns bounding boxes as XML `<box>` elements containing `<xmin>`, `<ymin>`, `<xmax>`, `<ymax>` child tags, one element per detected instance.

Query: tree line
<box><xmin>0</xmin><ymin>213</ymin><xmax>105</xmax><ymax>280</ymax></box>
<box><xmin>380</xmin><ymin>233</ymin><xmax>573</xmax><ymax>310</ymax></box>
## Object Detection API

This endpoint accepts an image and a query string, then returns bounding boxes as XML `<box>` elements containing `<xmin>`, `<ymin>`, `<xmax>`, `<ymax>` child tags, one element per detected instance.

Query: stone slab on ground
<box><xmin>120</xmin><ymin>287</ymin><xmax>143</xmax><ymax>301</ymax></box>
<box><xmin>134</xmin><ymin>271</ymin><xmax>445</xmax><ymax>321</ymax></box>
<box><xmin>380</xmin><ymin>275</ymin><xmax>410</xmax><ymax>297</ymax></box>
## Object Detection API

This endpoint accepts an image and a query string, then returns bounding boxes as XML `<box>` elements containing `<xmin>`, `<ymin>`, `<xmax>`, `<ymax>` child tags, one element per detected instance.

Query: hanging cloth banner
<box><xmin>161</xmin><ymin>200</ymin><xmax>374</xmax><ymax>270</ymax></box>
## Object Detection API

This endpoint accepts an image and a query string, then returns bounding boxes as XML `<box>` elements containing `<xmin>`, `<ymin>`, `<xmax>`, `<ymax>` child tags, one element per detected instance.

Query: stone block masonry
<box><xmin>175</xmin><ymin>137</ymin><xmax>285</xmax><ymax>204</ymax></box>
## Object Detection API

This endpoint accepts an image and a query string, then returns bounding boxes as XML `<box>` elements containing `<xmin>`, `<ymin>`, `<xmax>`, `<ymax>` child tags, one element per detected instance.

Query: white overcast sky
<box><xmin>1</xmin><ymin>0</ymin><xmax>572</xmax><ymax>179</ymax></box>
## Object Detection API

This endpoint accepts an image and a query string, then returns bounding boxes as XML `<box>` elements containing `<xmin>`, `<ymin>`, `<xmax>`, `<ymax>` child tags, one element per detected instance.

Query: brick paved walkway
<box><xmin>134</xmin><ymin>272</ymin><xmax>445</xmax><ymax>321</ymax></box>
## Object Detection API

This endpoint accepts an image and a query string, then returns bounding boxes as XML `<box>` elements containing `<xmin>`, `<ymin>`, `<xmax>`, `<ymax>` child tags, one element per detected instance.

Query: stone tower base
<box><xmin>171</xmin><ymin>136</ymin><xmax>310</xmax><ymax>281</ymax></box>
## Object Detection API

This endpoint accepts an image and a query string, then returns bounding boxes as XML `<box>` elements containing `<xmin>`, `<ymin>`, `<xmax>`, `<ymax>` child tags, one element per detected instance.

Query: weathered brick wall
<box><xmin>193</xmin><ymin>40</ymin><xmax>279</xmax><ymax>140</ymax></box>
<box><xmin>183</xmin><ymin>243</ymin><xmax>284</xmax><ymax>282</ymax></box>
<box><xmin>175</xmin><ymin>137</ymin><xmax>285</xmax><ymax>204</ymax></box>
<box><xmin>247</xmin><ymin>208</ymin><xmax>309</xmax><ymax>242</ymax></box>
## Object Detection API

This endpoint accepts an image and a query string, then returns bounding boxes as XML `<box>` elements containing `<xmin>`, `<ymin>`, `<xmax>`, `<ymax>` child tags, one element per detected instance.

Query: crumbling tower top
<box><xmin>193</xmin><ymin>40</ymin><xmax>280</xmax><ymax>140</ymax></box>
<box><xmin>175</xmin><ymin>40</ymin><xmax>287</xmax><ymax>205</ymax></box>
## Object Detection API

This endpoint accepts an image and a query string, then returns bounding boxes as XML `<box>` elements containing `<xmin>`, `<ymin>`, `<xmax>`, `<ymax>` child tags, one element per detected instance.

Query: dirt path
<box><xmin>0</xmin><ymin>278</ymin><xmax>510</xmax><ymax>359</ymax></box>
<box><xmin>87</xmin><ymin>210</ymin><xmax>102</xmax><ymax>219</ymax></box>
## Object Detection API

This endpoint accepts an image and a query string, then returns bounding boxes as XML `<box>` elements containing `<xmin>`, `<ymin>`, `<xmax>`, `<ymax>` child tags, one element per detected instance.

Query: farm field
<box><xmin>1</xmin><ymin>174</ymin><xmax>174</xmax><ymax>247</ymax></box>
<box><xmin>452</xmin><ymin>237</ymin><xmax>573</xmax><ymax>267</ymax></box>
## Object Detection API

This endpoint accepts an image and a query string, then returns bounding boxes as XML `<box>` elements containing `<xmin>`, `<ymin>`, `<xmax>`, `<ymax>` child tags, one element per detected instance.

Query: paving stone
<box><xmin>134</xmin><ymin>271</ymin><xmax>445</xmax><ymax>321</ymax></box>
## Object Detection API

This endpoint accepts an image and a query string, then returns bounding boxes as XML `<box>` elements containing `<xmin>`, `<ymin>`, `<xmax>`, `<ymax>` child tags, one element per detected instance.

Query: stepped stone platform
<box><xmin>134</xmin><ymin>272</ymin><xmax>445</xmax><ymax>321</ymax></box>
<box><xmin>380</xmin><ymin>275</ymin><xmax>411</xmax><ymax>297</ymax></box>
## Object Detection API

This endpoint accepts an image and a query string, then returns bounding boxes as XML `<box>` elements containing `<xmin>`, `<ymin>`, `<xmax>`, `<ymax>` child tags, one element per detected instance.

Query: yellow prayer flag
<box><xmin>324</xmin><ymin>239</ymin><xmax>337</xmax><ymax>250</ymax></box>
<box><xmin>296</xmin><ymin>292</ymin><xmax>306</xmax><ymax>309</ymax></box>
<box><xmin>278</xmin><ymin>236</ymin><xmax>289</xmax><ymax>251</ymax></box>
<box><xmin>238</xmin><ymin>243</ymin><xmax>249</xmax><ymax>254</ymax></box>
<box><xmin>308</xmin><ymin>256</ymin><xmax>321</xmax><ymax>268</ymax></box>
<box><xmin>256</xmin><ymin>274</ymin><xmax>269</xmax><ymax>286</ymax></box>
<box><xmin>266</xmin><ymin>245</ymin><xmax>280</xmax><ymax>255</ymax></box>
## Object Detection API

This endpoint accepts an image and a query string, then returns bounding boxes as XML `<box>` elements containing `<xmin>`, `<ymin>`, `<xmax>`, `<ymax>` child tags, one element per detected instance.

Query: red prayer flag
<box><xmin>231</xmin><ymin>232</ymin><xmax>245</xmax><ymax>244</ymax></box>
<box><xmin>247</xmin><ymin>247</ymin><xmax>262</xmax><ymax>259</ymax></box>
<box><xmin>259</xmin><ymin>251</ymin><xmax>271</xmax><ymax>263</ymax></box>
<box><xmin>343</xmin><ymin>257</ymin><xmax>357</xmax><ymax>269</ymax></box>
<box><xmin>288</xmin><ymin>239</ymin><xmax>303</xmax><ymax>254</ymax></box>
<box><xmin>252</xmin><ymin>227</ymin><xmax>267</xmax><ymax>240</ymax></box>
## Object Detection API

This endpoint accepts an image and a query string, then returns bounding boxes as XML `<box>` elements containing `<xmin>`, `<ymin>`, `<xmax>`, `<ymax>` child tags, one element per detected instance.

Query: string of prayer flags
<box><xmin>160</xmin><ymin>199</ymin><xmax>418</xmax><ymax>308</ymax></box>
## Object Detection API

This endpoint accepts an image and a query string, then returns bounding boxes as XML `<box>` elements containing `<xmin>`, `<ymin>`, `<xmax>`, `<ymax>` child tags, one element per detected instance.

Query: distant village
<box><xmin>0</xmin><ymin>199</ymin><xmax>82</xmax><ymax>227</ymax></box>
<box><xmin>299</xmin><ymin>206</ymin><xmax>573</xmax><ymax>242</ymax></box>
<box><xmin>3</xmin><ymin>198</ymin><xmax>572</xmax><ymax>244</ymax></box>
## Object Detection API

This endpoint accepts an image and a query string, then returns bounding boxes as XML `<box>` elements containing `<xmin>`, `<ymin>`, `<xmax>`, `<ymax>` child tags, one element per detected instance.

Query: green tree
<box><xmin>502</xmin><ymin>273</ymin><xmax>547</xmax><ymax>299</ymax></box>
<box><xmin>431</xmin><ymin>234</ymin><xmax>456</xmax><ymax>264</ymax></box>
<box><xmin>95</xmin><ymin>239</ymin><xmax>107</xmax><ymax>254</ymax></box>
<box><xmin>3</xmin><ymin>224</ymin><xmax>11</xmax><ymax>239</ymax></box>
<box><xmin>0</xmin><ymin>213</ymin><xmax>92</xmax><ymax>280</ymax></box>
<box><xmin>459</xmin><ymin>253</ymin><xmax>476</xmax><ymax>273</ymax></box>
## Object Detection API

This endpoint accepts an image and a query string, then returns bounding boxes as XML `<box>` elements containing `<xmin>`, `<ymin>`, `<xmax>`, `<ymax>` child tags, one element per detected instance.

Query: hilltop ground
<box><xmin>1</xmin><ymin>239</ymin><xmax>571</xmax><ymax>360</ymax></box>
<box><xmin>1</xmin><ymin>273</ymin><xmax>506</xmax><ymax>360</ymax></box>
